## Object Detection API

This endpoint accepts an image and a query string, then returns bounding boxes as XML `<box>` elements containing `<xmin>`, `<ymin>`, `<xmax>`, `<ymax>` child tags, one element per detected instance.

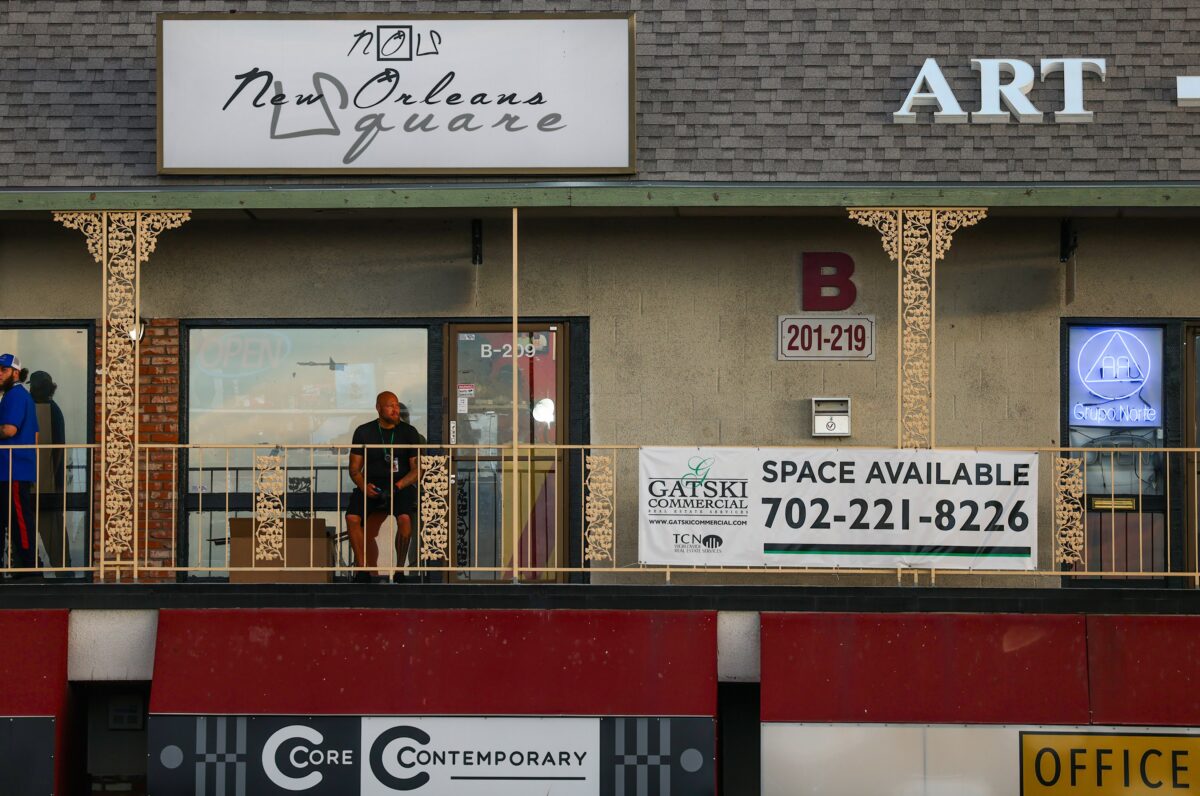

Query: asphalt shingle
<box><xmin>2</xmin><ymin>0</ymin><xmax>1199</xmax><ymax>187</ymax></box>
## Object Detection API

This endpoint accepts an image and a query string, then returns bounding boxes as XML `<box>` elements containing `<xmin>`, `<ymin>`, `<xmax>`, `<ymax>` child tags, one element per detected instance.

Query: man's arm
<box><xmin>0</xmin><ymin>394</ymin><xmax>19</xmax><ymax>440</ymax></box>
<box><xmin>395</xmin><ymin>455</ymin><xmax>420</xmax><ymax>491</ymax></box>
<box><xmin>349</xmin><ymin>451</ymin><xmax>380</xmax><ymax>496</ymax></box>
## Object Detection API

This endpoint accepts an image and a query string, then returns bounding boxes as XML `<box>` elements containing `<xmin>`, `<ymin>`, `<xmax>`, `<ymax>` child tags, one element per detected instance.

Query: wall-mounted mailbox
<box><xmin>812</xmin><ymin>397</ymin><xmax>851</xmax><ymax>437</ymax></box>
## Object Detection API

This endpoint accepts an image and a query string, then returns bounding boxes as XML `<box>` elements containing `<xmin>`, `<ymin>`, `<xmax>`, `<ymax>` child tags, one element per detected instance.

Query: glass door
<box><xmin>448</xmin><ymin>324</ymin><xmax>566</xmax><ymax>581</ymax></box>
<box><xmin>1066</xmin><ymin>325</ymin><xmax>1166</xmax><ymax>578</ymax></box>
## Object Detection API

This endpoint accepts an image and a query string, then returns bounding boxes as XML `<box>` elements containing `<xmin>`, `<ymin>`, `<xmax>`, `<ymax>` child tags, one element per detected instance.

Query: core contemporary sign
<box><xmin>148</xmin><ymin>714</ymin><xmax>714</xmax><ymax>795</ymax></box>
<box><xmin>639</xmin><ymin>447</ymin><xmax>1038</xmax><ymax>570</ymax></box>
<box><xmin>1067</xmin><ymin>326</ymin><xmax>1163</xmax><ymax>428</ymax></box>
<box><xmin>157</xmin><ymin>15</ymin><xmax>635</xmax><ymax>174</ymax></box>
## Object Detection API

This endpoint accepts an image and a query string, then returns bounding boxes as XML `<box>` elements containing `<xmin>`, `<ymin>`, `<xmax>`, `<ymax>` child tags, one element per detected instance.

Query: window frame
<box><xmin>1059</xmin><ymin>317</ymin><xmax>1186</xmax><ymax>583</ymax></box>
<box><xmin>177</xmin><ymin>317</ymin><xmax>590</xmax><ymax>579</ymax></box>
<box><xmin>0</xmin><ymin>320</ymin><xmax>97</xmax><ymax>577</ymax></box>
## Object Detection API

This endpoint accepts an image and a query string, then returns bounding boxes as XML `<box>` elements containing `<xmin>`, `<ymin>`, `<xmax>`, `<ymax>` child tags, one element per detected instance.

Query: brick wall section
<box><xmin>138</xmin><ymin>319</ymin><xmax>181</xmax><ymax>579</ymax></box>
<box><xmin>91</xmin><ymin>319</ymin><xmax>181</xmax><ymax>582</ymax></box>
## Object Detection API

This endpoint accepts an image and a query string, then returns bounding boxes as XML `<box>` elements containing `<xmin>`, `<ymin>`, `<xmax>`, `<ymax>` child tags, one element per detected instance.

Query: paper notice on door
<box><xmin>458</xmin><ymin>384</ymin><xmax>476</xmax><ymax>397</ymax></box>
<box><xmin>457</xmin><ymin>396</ymin><xmax>469</xmax><ymax>414</ymax></box>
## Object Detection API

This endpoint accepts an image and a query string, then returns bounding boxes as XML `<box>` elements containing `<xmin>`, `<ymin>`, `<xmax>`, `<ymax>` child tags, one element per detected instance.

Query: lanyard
<box><xmin>378</xmin><ymin>423</ymin><xmax>397</xmax><ymax>447</ymax></box>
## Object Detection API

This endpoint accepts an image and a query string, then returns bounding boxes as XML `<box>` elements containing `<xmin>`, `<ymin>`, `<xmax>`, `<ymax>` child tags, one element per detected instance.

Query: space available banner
<box><xmin>149</xmin><ymin>714</ymin><xmax>714</xmax><ymax>795</ymax></box>
<box><xmin>639</xmin><ymin>447</ymin><xmax>1038</xmax><ymax>570</ymax></box>
<box><xmin>0</xmin><ymin>716</ymin><xmax>55</xmax><ymax>796</ymax></box>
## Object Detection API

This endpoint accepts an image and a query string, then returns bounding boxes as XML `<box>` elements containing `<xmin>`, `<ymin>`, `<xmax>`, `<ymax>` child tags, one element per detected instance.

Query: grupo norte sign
<box><xmin>149</xmin><ymin>714</ymin><xmax>714</xmax><ymax>795</ymax></box>
<box><xmin>639</xmin><ymin>447</ymin><xmax>1038</xmax><ymax>569</ymax></box>
<box><xmin>157</xmin><ymin>15</ymin><xmax>635</xmax><ymax>173</ymax></box>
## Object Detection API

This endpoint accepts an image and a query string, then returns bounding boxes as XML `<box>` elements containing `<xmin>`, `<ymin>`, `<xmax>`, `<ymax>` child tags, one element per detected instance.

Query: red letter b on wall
<box><xmin>802</xmin><ymin>252</ymin><xmax>857</xmax><ymax>311</ymax></box>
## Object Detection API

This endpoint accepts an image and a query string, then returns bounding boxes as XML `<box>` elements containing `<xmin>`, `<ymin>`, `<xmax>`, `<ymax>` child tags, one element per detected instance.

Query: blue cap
<box><xmin>0</xmin><ymin>354</ymin><xmax>21</xmax><ymax>370</ymax></box>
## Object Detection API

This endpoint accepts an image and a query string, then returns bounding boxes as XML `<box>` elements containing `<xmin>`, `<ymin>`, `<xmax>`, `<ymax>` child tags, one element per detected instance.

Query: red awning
<box><xmin>0</xmin><ymin>610</ymin><xmax>69</xmax><ymax>717</ymax></box>
<box><xmin>0</xmin><ymin>610</ymin><xmax>70</xmax><ymax>795</ymax></box>
<box><xmin>1089</xmin><ymin>615</ymin><xmax>1200</xmax><ymax>726</ymax></box>
<box><xmin>151</xmin><ymin>609</ymin><xmax>717</xmax><ymax>716</ymax></box>
<box><xmin>761</xmin><ymin>612</ymin><xmax>1090</xmax><ymax>724</ymax></box>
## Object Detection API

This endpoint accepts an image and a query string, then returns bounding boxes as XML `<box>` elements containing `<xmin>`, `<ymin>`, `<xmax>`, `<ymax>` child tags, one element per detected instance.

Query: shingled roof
<box><xmin>3</xmin><ymin>0</ymin><xmax>1199</xmax><ymax>187</ymax></box>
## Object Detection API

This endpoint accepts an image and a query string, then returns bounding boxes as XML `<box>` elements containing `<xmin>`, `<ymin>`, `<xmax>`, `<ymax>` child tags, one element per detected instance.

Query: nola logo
<box><xmin>1076</xmin><ymin>328</ymin><xmax>1152</xmax><ymax>401</ymax></box>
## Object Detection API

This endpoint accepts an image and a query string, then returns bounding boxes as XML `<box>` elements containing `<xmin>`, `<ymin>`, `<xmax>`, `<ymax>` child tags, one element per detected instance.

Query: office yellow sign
<box><xmin>1022</xmin><ymin>732</ymin><xmax>1200</xmax><ymax>794</ymax></box>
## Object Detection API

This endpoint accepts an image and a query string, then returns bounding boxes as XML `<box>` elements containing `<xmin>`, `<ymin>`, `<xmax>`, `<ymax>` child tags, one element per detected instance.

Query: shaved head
<box><xmin>375</xmin><ymin>391</ymin><xmax>401</xmax><ymax>427</ymax></box>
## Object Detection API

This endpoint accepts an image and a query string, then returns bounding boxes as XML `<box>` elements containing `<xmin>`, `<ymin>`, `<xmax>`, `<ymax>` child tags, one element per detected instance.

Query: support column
<box><xmin>55</xmin><ymin>211</ymin><xmax>189</xmax><ymax>579</ymax></box>
<box><xmin>848</xmin><ymin>208</ymin><xmax>986</xmax><ymax>449</ymax></box>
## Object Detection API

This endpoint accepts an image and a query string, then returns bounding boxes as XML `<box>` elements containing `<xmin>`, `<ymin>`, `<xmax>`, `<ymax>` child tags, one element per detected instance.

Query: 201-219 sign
<box><xmin>158</xmin><ymin>15</ymin><xmax>634</xmax><ymax>174</ymax></box>
<box><xmin>777</xmin><ymin>315</ymin><xmax>875</xmax><ymax>361</ymax></box>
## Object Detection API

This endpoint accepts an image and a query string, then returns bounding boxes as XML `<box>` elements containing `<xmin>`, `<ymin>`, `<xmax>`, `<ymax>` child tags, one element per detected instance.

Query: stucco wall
<box><xmin>0</xmin><ymin>212</ymin><xmax>1100</xmax><ymax>448</ymax></box>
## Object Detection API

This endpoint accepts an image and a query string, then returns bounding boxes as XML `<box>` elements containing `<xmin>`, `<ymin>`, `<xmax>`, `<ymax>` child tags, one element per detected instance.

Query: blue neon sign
<box><xmin>1068</xmin><ymin>326</ymin><xmax>1162</xmax><ymax>427</ymax></box>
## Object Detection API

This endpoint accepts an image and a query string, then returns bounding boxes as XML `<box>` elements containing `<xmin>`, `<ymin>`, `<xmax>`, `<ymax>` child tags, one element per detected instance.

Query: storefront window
<box><xmin>185</xmin><ymin>326</ymin><xmax>428</xmax><ymax>575</ymax></box>
<box><xmin>0</xmin><ymin>326</ymin><xmax>91</xmax><ymax>574</ymax></box>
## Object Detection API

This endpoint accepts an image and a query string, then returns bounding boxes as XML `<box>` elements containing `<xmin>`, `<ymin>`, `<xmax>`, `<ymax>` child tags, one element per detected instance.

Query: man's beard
<box><xmin>0</xmin><ymin>373</ymin><xmax>16</xmax><ymax>392</ymax></box>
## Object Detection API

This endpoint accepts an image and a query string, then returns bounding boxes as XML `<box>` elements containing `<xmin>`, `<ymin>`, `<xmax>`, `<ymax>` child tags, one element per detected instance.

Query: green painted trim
<box><xmin>4</xmin><ymin>183</ymin><xmax>1200</xmax><ymax>211</ymax></box>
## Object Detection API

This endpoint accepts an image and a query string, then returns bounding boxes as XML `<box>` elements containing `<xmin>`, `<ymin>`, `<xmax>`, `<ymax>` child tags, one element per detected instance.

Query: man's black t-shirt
<box><xmin>351</xmin><ymin>419</ymin><xmax>423</xmax><ymax>509</ymax></box>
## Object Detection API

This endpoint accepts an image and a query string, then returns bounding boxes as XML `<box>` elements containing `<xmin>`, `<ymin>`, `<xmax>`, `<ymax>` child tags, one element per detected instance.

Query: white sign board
<box><xmin>639</xmin><ymin>447</ymin><xmax>1038</xmax><ymax>570</ymax></box>
<box><xmin>158</xmin><ymin>15</ymin><xmax>634</xmax><ymax>174</ymax></box>
<box><xmin>762</xmin><ymin>724</ymin><xmax>1200</xmax><ymax>796</ymax></box>
<box><xmin>361</xmin><ymin>717</ymin><xmax>598</xmax><ymax>795</ymax></box>
<box><xmin>778</xmin><ymin>315</ymin><xmax>875</xmax><ymax>361</ymax></box>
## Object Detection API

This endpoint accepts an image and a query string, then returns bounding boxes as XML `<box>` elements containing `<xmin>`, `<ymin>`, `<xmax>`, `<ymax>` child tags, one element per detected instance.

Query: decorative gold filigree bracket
<box><xmin>849</xmin><ymin>208</ymin><xmax>986</xmax><ymax>448</ymax></box>
<box><xmin>253</xmin><ymin>454</ymin><xmax>285</xmax><ymax>562</ymax></box>
<box><xmin>1055</xmin><ymin>456</ymin><xmax>1085</xmax><ymax>566</ymax></box>
<box><xmin>54</xmin><ymin>211</ymin><xmax>189</xmax><ymax>577</ymax></box>
<box><xmin>585</xmin><ymin>454</ymin><xmax>615</xmax><ymax>563</ymax></box>
<box><xmin>419</xmin><ymin>455</ymin><xmax>450</xmax><ymax>562</ymax></box>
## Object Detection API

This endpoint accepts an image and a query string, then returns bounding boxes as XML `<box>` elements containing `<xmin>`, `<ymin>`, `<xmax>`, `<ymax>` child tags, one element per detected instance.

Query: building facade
<box><xmin>5</xmin><ymin>2</ymin><xmax>1200</xmax><ymax>794</ymax></box>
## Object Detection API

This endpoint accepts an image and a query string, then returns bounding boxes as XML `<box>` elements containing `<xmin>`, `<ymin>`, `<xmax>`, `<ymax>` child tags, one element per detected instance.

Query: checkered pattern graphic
<box><xmin>611</xmin><ymin>717</ymin><xmax>673</xmax><ymax>796</ymax></box>
<box><xmin>194</xmin><ymin>716</ymin><xmax>248</xmax><ymax>796</ymax></box>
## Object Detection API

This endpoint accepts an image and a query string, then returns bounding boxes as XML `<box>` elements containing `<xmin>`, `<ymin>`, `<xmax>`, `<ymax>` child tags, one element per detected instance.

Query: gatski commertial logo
<box><xmin>645</xmin><ymin>454</ymin><xmax>749</xmax><ymax>552</ymax></box>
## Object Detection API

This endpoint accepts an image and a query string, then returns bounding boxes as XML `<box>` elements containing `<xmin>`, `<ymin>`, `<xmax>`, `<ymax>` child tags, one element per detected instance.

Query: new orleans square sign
<box><xmin>157</xmin><ymin>15</ymin><xmax>634</xmax><ymax>174</ymax></box>
<box><xmin>639</xmin><ymin>447</ymin><xmax>1038</xmax><ymax>570</ymax></box>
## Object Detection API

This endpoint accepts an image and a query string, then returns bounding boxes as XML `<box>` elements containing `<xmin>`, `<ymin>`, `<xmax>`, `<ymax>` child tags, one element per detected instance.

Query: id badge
<box><xmin>391</xmin><ymin>454</ymin><xmax>400</xmax><ymax>474</ymax></box>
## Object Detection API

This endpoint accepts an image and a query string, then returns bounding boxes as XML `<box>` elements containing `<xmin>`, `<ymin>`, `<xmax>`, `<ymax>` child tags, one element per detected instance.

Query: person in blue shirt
<box><xmin>0</xmin><ymin>354</ymin><xmax>40</xmax><ymax>576</ymax></box>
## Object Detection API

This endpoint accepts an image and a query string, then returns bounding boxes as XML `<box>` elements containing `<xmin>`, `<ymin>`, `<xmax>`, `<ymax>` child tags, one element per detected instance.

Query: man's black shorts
<box><xmin>345</xmin><ymin>489</ymin><xmax>415</xmax><ymax>520</ymax></box>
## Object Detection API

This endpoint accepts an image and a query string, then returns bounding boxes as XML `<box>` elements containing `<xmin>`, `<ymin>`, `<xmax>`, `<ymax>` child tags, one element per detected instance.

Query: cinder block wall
<box><xmin>2</xmin><ymin>212</ymin><xmax>1191</xmax><ymax>581</ymax></box>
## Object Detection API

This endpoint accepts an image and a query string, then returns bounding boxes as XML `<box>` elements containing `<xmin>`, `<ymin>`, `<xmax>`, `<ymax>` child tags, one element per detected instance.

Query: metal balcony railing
<box><xmin>3</xmin><ymin>443</ymin><xmax>1198</xmax><ymax>584</ymax></box>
